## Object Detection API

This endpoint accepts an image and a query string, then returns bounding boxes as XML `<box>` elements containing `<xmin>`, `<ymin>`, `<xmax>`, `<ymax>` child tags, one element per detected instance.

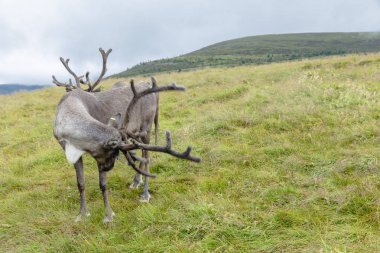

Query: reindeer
<box><xmin>53</xmin><ymin>48</ymin><xmax>200</xmax><ymax>223</ymax></box>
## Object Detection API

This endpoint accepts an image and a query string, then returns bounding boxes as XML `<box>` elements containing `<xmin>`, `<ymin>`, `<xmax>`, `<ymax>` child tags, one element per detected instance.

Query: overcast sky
<box><xmin>0</xmin><ymin>0</ymin><xmax>380</xmax><ymax>84</ymax></box>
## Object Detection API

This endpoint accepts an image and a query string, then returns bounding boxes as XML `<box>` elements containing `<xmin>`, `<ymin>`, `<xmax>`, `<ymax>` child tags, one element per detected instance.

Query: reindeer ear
<box><xmin>107</xmin><ymin>113</ymin><xmax>122</xmax><ymax>129</ymax></box>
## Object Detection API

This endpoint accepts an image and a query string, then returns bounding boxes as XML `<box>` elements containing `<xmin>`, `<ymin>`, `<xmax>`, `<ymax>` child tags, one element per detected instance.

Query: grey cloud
<box><xmin>0</xmin><ymin>0</ymin><xmax>379</xmax><ymax>84</ymax></box>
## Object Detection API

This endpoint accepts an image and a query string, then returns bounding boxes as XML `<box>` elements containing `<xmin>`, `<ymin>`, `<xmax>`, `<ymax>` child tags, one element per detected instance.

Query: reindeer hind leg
<box><xmin>129</xmin><ymin>173</ymin><xmax>143</xmax><ymax>189</ymax></box>
<box><xmin>140</xmin><ymin>131</ymin><xmax>152</xmax><ymax>202</ymax></box>
<box><xmin>129</xmin><ymin>157</ymin><xmax>143</xmax><ymax>189</ymax></box>
<box><xmin>140</xmin><ymin>149</ymin><xmax>151</xmax><ymax>202</ymax></box>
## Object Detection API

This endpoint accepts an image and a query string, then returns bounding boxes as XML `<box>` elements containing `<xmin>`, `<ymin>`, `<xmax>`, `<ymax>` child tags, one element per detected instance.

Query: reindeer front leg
<box><xmin>74</xmin><ymin>157</ymin><xmax>90</xmax><ymax>222</ymax></box>
<box><xmin>98</xmin><ymin>167</ymin><xmax>115</xmax><ymax>223</ymax></box>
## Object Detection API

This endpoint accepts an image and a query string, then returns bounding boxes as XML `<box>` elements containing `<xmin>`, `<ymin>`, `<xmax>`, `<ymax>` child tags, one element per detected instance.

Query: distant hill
<box><xmin>0</xmin><ymin>84</ymin><xmax>48</xmax><ymax>95</ymax></box>
<box><xmin>110</xmin><ymin>32</ymin><xmax>380</xmax><ymax>78</ymax></box>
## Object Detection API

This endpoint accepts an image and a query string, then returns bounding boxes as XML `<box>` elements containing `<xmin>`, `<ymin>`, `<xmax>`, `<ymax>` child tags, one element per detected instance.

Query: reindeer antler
<box><xmin>119</xmin><ymin>78</ymin><xmax>200</xmax><ymax>173</ymax></box>
<box><xmin>119</xmin><ymin>130</ymin><xmax>201</xmax><ymax>163</ymax></box>
<box><xmin>52</xmin><ymin>56</ymin><xmax>83</xmax><ymax>90</ymax></box>
<box><xmin>53</xmin><ymin>48</ymin><xmax>112</xmax><ymax>92</ymax></box>
<box><xmin>121</xmin><ymin>150</ymin><xmax>157</xmax><ymax>178</ymax></box>
<box><xmin>79</xmin><ymin>72</ymin><xmax>92</xmax><ymax>91</ymax></box>
<box><xmin>123</xmin><ymin>77</ymin><xmax>185</xmax><ymax>129</ymax></box>
<box><xmin>52</xmin><ymin>75</ymin><xmax>77</xmax><ymax>92</ymax></box>
<box><xmin>60</xmin><ymin>57</ymin><xmax>82</xmax><ymax>87</ymax></box>
<box><xmin>90</xmin><ymin>48</ymin><xmax>112</xmax><ymax>92</ymax></box>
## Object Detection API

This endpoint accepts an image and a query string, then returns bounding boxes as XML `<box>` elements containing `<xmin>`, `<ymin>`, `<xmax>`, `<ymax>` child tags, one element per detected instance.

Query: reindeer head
<box><xmin>93</xmin><ymin>113</ymin><xmax>124</xmax><ymax>171</ymax></box>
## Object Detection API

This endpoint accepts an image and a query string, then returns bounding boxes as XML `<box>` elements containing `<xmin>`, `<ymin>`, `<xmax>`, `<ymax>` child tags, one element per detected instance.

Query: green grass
<box><xmin>1</xmin><ymin>53</ymin><xmax>379</xmax><ymax>252</ymax></box>
<box><xmin>111</xmin><ymin>32</ymin><xmax>380</xmax><ymax>78</ymax></box>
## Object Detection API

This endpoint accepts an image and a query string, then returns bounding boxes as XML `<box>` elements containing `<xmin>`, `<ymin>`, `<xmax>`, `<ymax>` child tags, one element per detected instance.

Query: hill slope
<box><xmin>111</xmin><ymin>32</ymin><xmax>380</xmax><ymax>78</ymax></box>
<box><xmin>0</xmin><ymin>84</ymin><xmax>48</xmax><ymax>95</ymax></box>
<box><xmin>1</xmin><ymin>54</ymin><xmax>379</xmax><ymax>252</ymax></box>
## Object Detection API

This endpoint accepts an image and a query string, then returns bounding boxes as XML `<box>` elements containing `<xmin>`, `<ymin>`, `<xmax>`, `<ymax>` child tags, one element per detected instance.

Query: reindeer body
<box><xmin>52</xmin><ymin>48</ymin><xmax>199</xmax><ymax>223</ymax></box>
<box><xmin>54</xmin><ymin>82</ymin><xmax>158</xmax><ymax>222</ymax></box>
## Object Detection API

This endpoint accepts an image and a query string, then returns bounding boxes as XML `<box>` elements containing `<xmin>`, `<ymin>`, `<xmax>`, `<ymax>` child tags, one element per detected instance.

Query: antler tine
<box><xmin>120</xmin><ymin>130</ymin><xmax>201</xmax><ymax>163</ymax></box>
<box><xmin>59</xmin><ymin>57</ymin><xmax>81</xmax><ymax>87</ymax></box>
<box><xmin>123</xmin><ymin>77</ymin><xmax>186</xmax><ymax>128</ymax></box>
<box><xmin>165</xmin><ymin>130</ymin><xmax>172</xmax><ymax>149</ymax></box>
<box><xmin>151</xmin><ymin>76</ymin><xmax>158</xmax><ymax>88</ymax></box>
<box><xmin>122</xmin><ymin>150</ymin><xmax>156</xmax><ymax>178</ymax></box>
<box><xmin>85</xmin><ymin>72</ymin><xmax>91</xmax><ymax>85</ymax></box>
<box><xmin>52</xmin><ymin>75</ymin><xmax>76</xmax><ymax>92</ymax></box>
<box><xmin>91</xmin><ymin>48</ymin><xmax>112</xmax><ymax>91</ymax></box>
<box><xmin>129</xmin><ymin>150</ymin><xmax>149</xmax><ymax>164</ymax></box>
<box><xmin>80</xmin><ymin>71</ymin><xmax>92</xmax><ymax>91</ymax></box>
<box><xmin>130</xmin><ymin>79</ymin><xmax>137</xmax><ymax>96</ymax></box>
<box><xmin>52</xmin><ymin>75</ymin><xmax>65</xmax><ymax>86</ymax></box>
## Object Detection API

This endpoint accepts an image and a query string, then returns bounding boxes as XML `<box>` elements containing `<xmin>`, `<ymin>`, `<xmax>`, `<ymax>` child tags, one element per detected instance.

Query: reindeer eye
<box><xmin>105</xmin><ymin>139</ymin><xmax>119</xmax><ymax>148</ymax></box>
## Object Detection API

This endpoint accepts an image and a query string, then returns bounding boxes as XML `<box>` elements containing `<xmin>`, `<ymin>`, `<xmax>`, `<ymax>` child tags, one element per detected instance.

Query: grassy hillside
<box><xmin>111</xmin><ymin>32</ymin><xmax>380</xmax><ymax>78</ymax></box>
<box><xmin>1</xmin><ymin>54</ymin><xmax>379</xmax><ymax>252</ymax></box>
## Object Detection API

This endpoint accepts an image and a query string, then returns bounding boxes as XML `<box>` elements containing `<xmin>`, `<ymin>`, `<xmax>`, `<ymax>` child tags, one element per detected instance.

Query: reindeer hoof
<box><xmin>75</xmin><ymin>212</ymin><xmax>90</xmax><ymax>222</ymax></box>
<box><xmin>103</xmin><ymin>211</ymin><xmax>115</xmax><ymax>224</ymax></box>
<box><xmin>140</xmin><ymin>192</ymin><xmax>151</xmax><ymax>203</ymax></box>
<box><xmin>129</xmin><ymin>181</ymin><xmax>143</xmax><ymax>189</ymax></box>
